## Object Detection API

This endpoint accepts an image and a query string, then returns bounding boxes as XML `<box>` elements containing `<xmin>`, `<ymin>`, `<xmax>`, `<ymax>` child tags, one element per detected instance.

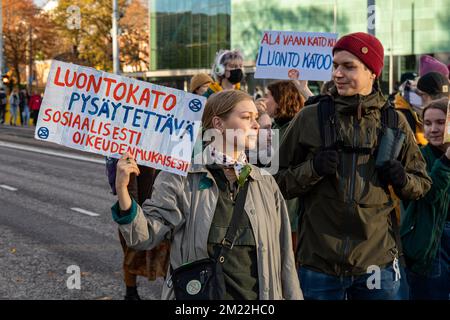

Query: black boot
<box><xmin>124</xmin><ymin>286</ymin><xmax>141</xmax><ymax>300</ymax></box>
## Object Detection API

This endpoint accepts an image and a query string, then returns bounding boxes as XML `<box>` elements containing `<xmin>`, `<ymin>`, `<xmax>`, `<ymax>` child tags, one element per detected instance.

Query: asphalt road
<box><xmin>0</xmin><ymin>125</ymin><xmax>163</xmax><ymax>300</ymax></box>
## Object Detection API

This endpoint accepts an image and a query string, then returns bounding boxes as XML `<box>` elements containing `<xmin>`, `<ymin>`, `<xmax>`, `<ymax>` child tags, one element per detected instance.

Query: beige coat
<box><xmin>117</xmin><ymin>162</ymin><xmax>303</xmax><ymax>300</ymax></box>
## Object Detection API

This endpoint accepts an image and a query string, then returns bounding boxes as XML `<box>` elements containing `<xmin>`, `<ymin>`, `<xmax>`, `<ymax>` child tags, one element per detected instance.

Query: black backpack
<box><xmin>304</xmin><ymin>94</ymin><xmax>400</xmax><ymax>152</ymax></box>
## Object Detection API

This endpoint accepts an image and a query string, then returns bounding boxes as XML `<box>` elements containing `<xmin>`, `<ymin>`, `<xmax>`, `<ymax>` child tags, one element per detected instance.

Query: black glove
<box><xmin>378</xmin><ymin>160</ymin><xmax>407</xmax><ymax>189</ymax></box>
<box><xmin>313</xmin><ymin>150</ymin><xmax>339</xmax><ymax>176</ymax></box>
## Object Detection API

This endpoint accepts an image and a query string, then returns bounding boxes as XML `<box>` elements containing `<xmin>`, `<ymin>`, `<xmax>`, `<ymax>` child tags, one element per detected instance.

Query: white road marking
<box><xmin>0</xmin><ymin>184</ymin><xmax>18</xmax><ymax>191</ymax></box>
<box><xmin>0</xmin><ymin>141</ymin><xmax>105</xmax><ymax>164</ymax></box>
<box><xmin>70</xmin><ymin>207</ymin><xmax>100</xmax><ymax>217</ymax></box>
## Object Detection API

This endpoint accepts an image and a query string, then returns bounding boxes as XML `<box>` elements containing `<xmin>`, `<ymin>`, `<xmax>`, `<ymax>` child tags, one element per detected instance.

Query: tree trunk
<box><xmin>13</xmin><ymin>63</ymin><xmax>21</xmax><ymax>89</ymax></box>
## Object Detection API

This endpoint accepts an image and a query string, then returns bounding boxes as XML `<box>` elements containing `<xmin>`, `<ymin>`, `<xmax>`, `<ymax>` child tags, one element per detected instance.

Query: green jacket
<box><xmin>275</xmin><ymin>87</ymin><xmax>431</xmax><ymax>276</ymax></box>
<box><xmin>400</xmin><ymin>145</ymin><xmax>450</xmax><ymax>275</ymax></box>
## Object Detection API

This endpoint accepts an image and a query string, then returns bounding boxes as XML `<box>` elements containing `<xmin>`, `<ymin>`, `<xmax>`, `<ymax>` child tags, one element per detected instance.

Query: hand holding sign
<box><xmin>292</xmin><ymin>80</ymin><xmax>314</xmax><ymax>99</ymax></box>
<box><xmin>115</xmin><ymin>152</ymin><xmax>141</xmax><ymax>211</ymax></box>
<box><xmin>287</xmin><ymin>69</ymin><xmax>299</xmax><ymax>80</ymax></box>
<box><xmin>116</xmin><ymin>152</ymin><xmax>140</xmax><ymax>190</ymax></box>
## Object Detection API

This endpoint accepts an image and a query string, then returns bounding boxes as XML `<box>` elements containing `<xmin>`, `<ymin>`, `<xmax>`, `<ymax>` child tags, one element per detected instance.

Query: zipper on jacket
<box><xmin>359</xmin><ymin>127</ymin><xmax>373</xmax><ymax>196</ymax></box>
<box><xmin>339</xmin><ymin>234</ymin><xmax>351</xmax><ymax>275</ymax></box>
<box><xmin>341</xmin><ymin>101</ymin><xmax>362</xmax><ymax>274</ymax></box>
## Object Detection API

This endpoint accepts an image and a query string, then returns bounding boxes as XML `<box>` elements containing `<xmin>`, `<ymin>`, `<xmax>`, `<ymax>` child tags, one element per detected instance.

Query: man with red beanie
<box><xmin>276</xmin><ymin>32</ymin><xmax>431</xmax><ymax>300</ymax></box>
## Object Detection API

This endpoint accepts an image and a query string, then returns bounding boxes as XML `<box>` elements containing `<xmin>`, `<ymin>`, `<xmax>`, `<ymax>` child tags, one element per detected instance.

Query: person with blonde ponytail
<box><xmin>111</xmin><ymin>90</ymin><xmax>302</xmax><ymax>300</ymax></box>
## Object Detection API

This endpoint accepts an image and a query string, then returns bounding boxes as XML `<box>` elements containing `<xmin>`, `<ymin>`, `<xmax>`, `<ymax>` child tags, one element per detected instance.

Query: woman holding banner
<box><xmin>111</xmin><ymin>90</ymin><xmax>302</xmax><ymax>300</ymax></box>
<box><xmin>203</xmin><ymin>50</ymin><xmax>246</xmax><ymax>98</ymax></box>
<box><xmin>401</xmin><ymin>98</ymin><xmax>450</xmax><ymax>300</ymax></box>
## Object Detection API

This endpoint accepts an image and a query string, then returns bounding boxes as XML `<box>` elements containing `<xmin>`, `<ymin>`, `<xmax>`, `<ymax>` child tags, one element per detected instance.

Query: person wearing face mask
<box><xmin>203</xmin><ymin>50</ymin><xmax>246</xmax><ymax>99</ymax></box>
<box><xmin>401</xmin><ymin>98</ymin><xmax>450</xmax><ymax>300</ymax></box>
<box><xmin>275</xmin><ymin>32</ymin><xmax>431</xmax><ymax>300</ymax></box>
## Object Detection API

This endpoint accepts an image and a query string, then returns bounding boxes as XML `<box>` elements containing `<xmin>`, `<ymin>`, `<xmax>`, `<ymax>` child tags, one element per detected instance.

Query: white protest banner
<box><xmin>35</xmin><ymin>60</ymin><xmax>206</xmax><ymax>176</ymax></box>
<box><xmin>255</xmin><ymin>31</ymin><xmax>338</xmax><ymax>81</ymax></box>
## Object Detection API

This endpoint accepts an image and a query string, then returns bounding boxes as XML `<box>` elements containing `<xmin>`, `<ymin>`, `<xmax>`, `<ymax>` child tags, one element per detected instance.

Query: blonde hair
<box><xmin>202</xmin><ymin>90</ymin><xmax>253</xmax><ymax>130</ymax></box>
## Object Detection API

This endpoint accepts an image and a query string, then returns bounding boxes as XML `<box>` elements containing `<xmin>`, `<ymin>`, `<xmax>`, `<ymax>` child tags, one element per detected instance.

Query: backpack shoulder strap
<box><xmin>380</xmin><ymin>101</ymin><xmax>406</xmax><ymax>266</ymax></box>
<box><xmin>398</xmin><ymin>109</ymin><xmax>417</xmax><ymax>133</ymax></box>
<box><xmin>380</xmin><ymin>101</ymin><xmax>399</xmax><ymax>129</ymax></box>
<box><xmin>316</xmin><ymin>95</ymin><xmax>337</xmax><ymax>149</ymax></box>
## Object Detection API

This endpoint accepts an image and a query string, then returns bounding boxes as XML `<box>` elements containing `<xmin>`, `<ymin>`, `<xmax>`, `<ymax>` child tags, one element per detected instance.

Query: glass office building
<box><xmin>144</xmin><ymin>0</ymin><xmax>450</xmax><ymax>91</ymax></box>
<box><xmin>149</xmin><ymin>0</ymin><xmax>230</xmax><ymax>70</ymax></box>
<box><xmin>145</xmin><ymin>0</ymin><xmax>230</xmax><ymax>88</ymax></box>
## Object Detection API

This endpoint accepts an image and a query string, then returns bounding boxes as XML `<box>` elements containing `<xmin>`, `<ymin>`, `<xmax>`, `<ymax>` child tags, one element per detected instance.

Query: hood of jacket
<box><xmin>329</xmin><ymin>84</ymin><xmax>387</xmax><ymax>116</ymax></box>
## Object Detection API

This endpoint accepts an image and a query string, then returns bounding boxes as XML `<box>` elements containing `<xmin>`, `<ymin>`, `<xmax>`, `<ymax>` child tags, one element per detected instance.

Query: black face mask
<box><xmin>227</xmin><ymin>69</ymin><xmax>243</xmax><ymax>84</ymax></box>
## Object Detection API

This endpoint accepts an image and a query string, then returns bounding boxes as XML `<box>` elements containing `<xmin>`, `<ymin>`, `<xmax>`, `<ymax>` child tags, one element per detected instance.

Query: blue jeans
<box><xmin>9</xmin><ymin>104</ymin><xmax>18</xmax><ymax>125</ymax></box>
<box><xmin>22</xmin><ymin>105</ymin><xmax>30</xmax><ymax>126</ymax></box>
<box><xmin>407</xmin><ymin>222</ymin><xmax>450</xmax><ymax>300</ymax></box>
<box><xmin>298</xmin><ymin>263</ymin><xmax>404</xmax><ymax>300</ymax></box>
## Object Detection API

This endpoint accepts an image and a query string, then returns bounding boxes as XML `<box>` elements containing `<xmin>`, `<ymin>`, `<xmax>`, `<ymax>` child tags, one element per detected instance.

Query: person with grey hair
<box><xmin>203</xmin><ymin>49</ymin><xmax>245</xmax><ymax>98</ymax></box>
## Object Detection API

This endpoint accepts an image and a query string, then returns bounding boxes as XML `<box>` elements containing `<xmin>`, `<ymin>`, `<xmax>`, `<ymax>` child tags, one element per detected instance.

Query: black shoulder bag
<box><xmin>168</xmin><ymin>180</ymin><xmax>250</xmax><ymax>300</ymax></box>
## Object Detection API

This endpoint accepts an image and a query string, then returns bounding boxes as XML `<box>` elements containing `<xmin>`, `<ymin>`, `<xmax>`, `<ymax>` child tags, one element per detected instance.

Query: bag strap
<box><xmin>214</xmin><ymin>179</ymin><xmax>250</xmax><ymax>263</ymax></box>
<box><xmin>318</xmin><ymin>97</ymin><xmax>399</xmax><ymax>149</ymax></box>
<box><xmin>380</xmin><ymin>101</ymin><xmax>399</xmax><ymax>129</ymax></box>
<box><xmin>380</xmin><ymin>102</ymin><xmax>406</xmax><ymax>266</ymax></box>
<box><xmin>317</xmin><ymin>95</ymin><xmax>337</xmax><ymax>149</ymax></box>
<box><xmin>168</xmin><ymin>179</ymin><xmax>250</xmax><ymax>279</ymax></box>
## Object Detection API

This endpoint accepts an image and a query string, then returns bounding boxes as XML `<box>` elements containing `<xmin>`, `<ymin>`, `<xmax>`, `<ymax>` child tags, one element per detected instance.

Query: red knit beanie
<box><xmin>333</xmin><ymin>32</ymin><xmax>385</xmax><ymax>78</ymax></box>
